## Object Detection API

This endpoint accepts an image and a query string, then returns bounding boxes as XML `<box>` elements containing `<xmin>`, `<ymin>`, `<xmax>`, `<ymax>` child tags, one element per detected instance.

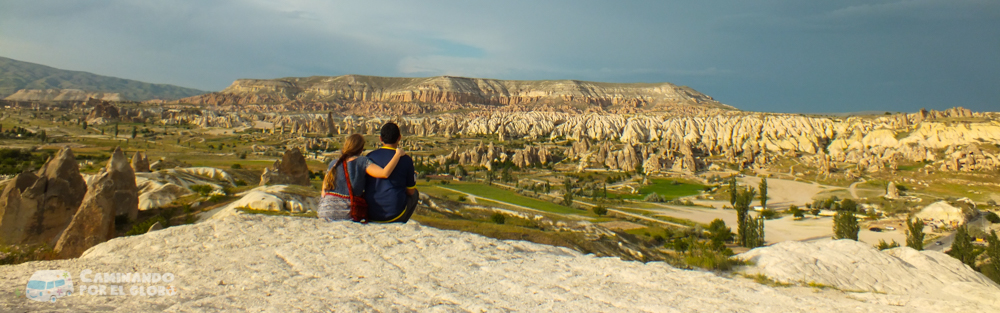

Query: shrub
<box><xmin>490</xmin><ymin>213</ymin><xmax>506</xmax><ymax>224</ymax></box>
<box><xmin>189</xmin><ymin>184</ymin><xmax>214</xmax><ymax>196</ymax></box>
<box><xmin>230</xmin><ymin>163</ymin><xmax>242</xmax><ymax>169</ymax></box>
<box><xmin>125</xmin><ymin>216</ymin><xmax>168</xmax><ymax>236</ymax></box>
<box><xmin>760</xmin><ymin>208</ymin><xmax>780</xmax><ymax>220</ymax></box>
<box><xmin>876</xmin><ymin>239</ymin><xmax>900</xmax><ymax>250</ymax></box>
<box><xmin>644</xmin><ymin>193</ymin><xmax>664</xmax><ymax>202</ymax></box>
<box><xmin>0</xmin><ymin>244</ymin><xmax>57</xmax><ymax>266</ymax></box>
<box><xmin>987</xmin><ymin>212</ymin><xmax>1000</xmax><ymax>223</ymax></box>
<box><xmin>790</xmin><ymin>205</ymin><xmax>805</xmax><ymax>219</ymax></box>
<box><xmin>684</xmin><ymin>248</ymin><xmax>742</xmax><ymax>271</ymax></box>
<box><xmin>457</xmin><ymin>195</ymin><xmax>468</xmax><ymax>202</ymax></box>
<box><xmin>592</xmin><ymin>205</ymin><xmax>608</xmax><ymax>216</ymax></box>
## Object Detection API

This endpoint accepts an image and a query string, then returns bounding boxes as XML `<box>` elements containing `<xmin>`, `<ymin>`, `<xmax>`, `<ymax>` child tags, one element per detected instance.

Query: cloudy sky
<box><xmin>1</xmin><ymin>0</ymin><xmax>998</xmax><ymax>113</ymax></box>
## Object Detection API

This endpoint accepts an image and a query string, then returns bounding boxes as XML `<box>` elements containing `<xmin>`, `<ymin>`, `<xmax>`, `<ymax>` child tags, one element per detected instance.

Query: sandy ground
<box><xmin>738</xmin><ymin>176</ymin><xmax>827</xmax><ymax>208</ymax></box>
<box><xmin>646</xmin><ymin>204</ymin><xmax>907</xmax><ymax>245</ymax></box>
<box><xmin>0</xmin><ymin>214</ymin><xmax>982</xmax><ymax>312</ymax></box>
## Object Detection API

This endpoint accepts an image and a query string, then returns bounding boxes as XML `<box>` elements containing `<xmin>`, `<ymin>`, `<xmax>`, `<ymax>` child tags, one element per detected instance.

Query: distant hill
<box><xmin>0</xmin><ymin>56</ymin><xmax>206</xmax><ymax>101</ymax></box>
<box><xmin>177</xmin><ymin>75</ymin><xmax>734</xmax><ymax>113</ymax></box>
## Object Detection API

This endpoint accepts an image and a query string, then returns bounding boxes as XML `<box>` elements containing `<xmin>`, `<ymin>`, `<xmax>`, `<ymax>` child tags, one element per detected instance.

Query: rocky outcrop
<box><xmin>4</xmin><ymin>89</ymin><xmax>123</xmax><ymax>101</ymax></box>
<box><xmin>202</xmin><ymin>185</ymin><xmax>319</xmax><ymax>221</ymax></box>
<box><xmin>260</xmin><ymin>148</ymin><xmax>311</xmax><ymax>186</ymax></box>
<box><xmin>131</xmin><ymin>151</ymin><xmax>150</xmax><ymax>173</ymax></box>
<box><xmin>885</xmin><ymin>182</ymin><xmax>899</xmax><ymax>199</ymax></box>
<box><xmin>175</xmin><ymin>75</ymin><xmax>732</xmax><ymax>113</ymax></box>
<box><xmin>148</xmin><ymin>105</ymin><xmax>1000</xmax><ymax>174</ymax></box>
<box><xmin>0</xmin><ymin>147</ymin><xmax>87</xmax><ymax>245</ymax></box>
<box><xmin>739</xmin><ymin>240</ymin><xmax>999</xmax><ymax>306</ymax></box>
<box><xmin>84</xmin><ymin>98</ymin><xmax>121</xmax><ymax>123</ymax></box>
<box><xmin>53</xmin><ymin>168</ymin><xmax>117</xmax><ymax>258</ymax></box>
<box><xmin>53</xmin><ymin>147</ymin><xmax>140</xmax><ymax>258</ymax></box>
<box><xmin>107</xmin><ymin>147</ymin><xmax>140</xmax><ymax>221</ymax></box>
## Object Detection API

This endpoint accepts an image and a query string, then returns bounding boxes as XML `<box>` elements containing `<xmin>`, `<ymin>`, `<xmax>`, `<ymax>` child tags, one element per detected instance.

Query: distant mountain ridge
<box><xmin>0</xmin><ymin>56</ymin><xmax>206</xmax><ymax>101</ymax></box>
<box><xmin>177</xmin><ymin>75</ymin><xmax>734</xmax><ymax>113</ymax></box>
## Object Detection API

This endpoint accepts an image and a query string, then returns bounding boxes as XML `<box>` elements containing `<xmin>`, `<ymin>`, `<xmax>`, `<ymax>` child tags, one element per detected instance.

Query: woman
<box><xmin>319</xmin><ymin>134</ymin><xmax>405</xmax><ymax>222</ymax></box>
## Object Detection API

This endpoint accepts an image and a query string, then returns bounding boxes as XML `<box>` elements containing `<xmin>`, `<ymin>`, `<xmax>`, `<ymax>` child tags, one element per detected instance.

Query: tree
<box><xmin>759</xmin><ymin>177</ymin><xmax>768</xmax><ymax>209</ymax></box>
<box><xmin>114</xmin><ymin>124</ymin><xmax>119</xmax><ymax>137</ymax></box>
<box><xmin>728</xmin><ymin>176</ymin><xmax>738</xmax><ymax>207</ymax></box>
<box><xmin>39</xmin><ymin>130</ymin><xmax>46</xmax><ymax>143</ymax></box>
<box><xmin>592</xmin><ymin>206</ymin><xmax>608</xmax><ymax>216</ymax></box>
<box><xmin>562</xmin><ymin>192</ymin><xmax>574</xmax><ymax>207</ymax></box>
<box><xmin>82</xmin><ymin>121</ymin><xmax>88</xmax><ymax>130</ymax></box>
<box><xmin>983</xmin><ymin>230</ymin><xmax>1000</xmax><ymax>284</ymax></box>
<box><xmin>906</xmin><ymin>218</ymin><xmax>925</xmax><ymax>250</ymax></box>
<box><xmin>744</xmin><ymin>215</ymin><xmax>766</xmax><ymax>248</ymax></box>
<box><xmin>735</xmin><ymin>186</ymin><xmax>758</xmax><ymax>247</ymax></box>
<box><xmin>131</xmin><ymin>126</ymin><xmax>138</xmax><ymax>139</ymax></box>
<box><xmin>833</xmin><ymin>199</ymin><xmax>859</xmax><ymax>240</ymax></box>
<box><xmin>948</xmin><ymin>226</ymin><xmax>978</xmax><ymax>268</ymax></box>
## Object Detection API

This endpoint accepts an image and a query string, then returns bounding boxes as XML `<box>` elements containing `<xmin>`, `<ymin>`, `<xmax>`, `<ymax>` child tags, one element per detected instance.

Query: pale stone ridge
<box><xmin>1</xmin><ymin>214</ymin><xmax>993</xmax><ymax>311</ymax></box>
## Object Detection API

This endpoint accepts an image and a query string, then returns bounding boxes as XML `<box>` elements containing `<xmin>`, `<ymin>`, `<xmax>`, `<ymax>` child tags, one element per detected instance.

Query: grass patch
<box><xmin>747</xmin><ymin>274</ymin><xmax>793</xmax><ymax>287</ymax></box>
<box><xmin>0</xmin><ymin>244</ymin><xmax>59</xmax><ymax>265</ymax></box>
<box><xmin>444</xmin><ymin>183</ymin><xmax>583</xmax><ymax>215</ymax></box>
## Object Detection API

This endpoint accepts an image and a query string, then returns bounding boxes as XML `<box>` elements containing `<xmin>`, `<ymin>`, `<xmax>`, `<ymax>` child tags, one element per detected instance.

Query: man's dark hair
<box><xmin>380</xmin><ymin>122</ymin><xmax>401</xmax><ymax>144</ymax></box>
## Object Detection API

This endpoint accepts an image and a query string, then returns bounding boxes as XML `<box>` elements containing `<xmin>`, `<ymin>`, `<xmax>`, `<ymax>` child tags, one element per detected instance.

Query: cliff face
<box><xmin>4</xmin><ymin>89</ymin><xmax>123</xmax><ymax>101</ymax></box>
<box><xmin>176</xmin><ymin>75</ymin><xmax>732</xmax><ymax>112</ymax></box>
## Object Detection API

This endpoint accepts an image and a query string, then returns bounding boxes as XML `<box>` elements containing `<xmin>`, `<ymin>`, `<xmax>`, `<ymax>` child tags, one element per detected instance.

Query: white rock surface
<box><xmin>915</xmin><ymin>201</ymin><xmax>971</xmax><ymax>226</ymax></box>
<box><xmin>739</xmin><ymin>239</ymin><xmax>1000</xmax><ymax>310</ymax></box>
<box><xmin>199</xmin><ymin>185</ymin><xmax>318</xmax><ymax>221</ymax></box>
<box><xmin>1</xmin><ymin>215</ymin><xmax>996</xmax><ymax>312</ymax></box>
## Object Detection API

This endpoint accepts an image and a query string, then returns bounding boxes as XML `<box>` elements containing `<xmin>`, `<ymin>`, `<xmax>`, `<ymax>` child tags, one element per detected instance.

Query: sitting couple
<box><xmin>318</xmin><ymin>122</ymin><xmax>419</xmax><ymax>223</ymax></box>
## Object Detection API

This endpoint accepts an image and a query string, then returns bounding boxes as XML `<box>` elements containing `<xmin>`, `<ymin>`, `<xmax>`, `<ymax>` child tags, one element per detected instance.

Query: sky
<box><xmin>1</xmin><ymin>0</ymin><xmax>998</xmax><ymax>113</ymax></box>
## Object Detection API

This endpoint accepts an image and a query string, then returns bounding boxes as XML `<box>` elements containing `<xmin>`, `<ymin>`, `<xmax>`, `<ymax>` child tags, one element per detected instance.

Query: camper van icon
<box><xmin>25</xmin><ymin>270</ymin><xmax>74</xmax><ymax>302</ymax></box>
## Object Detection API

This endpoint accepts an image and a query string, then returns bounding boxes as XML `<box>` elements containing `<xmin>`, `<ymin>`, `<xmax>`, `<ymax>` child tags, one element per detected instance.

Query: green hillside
<box><xmin>0</xmin><ymin>56</ymin><xmax>207</xmax><ymax>101</ymax></box>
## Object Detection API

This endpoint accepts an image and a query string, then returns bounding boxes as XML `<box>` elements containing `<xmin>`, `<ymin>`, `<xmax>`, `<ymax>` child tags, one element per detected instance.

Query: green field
<box><xmin>622</xmin><ymin>179</ymin><xmax>706</xmax><ymax>200</ymax></box>
<box><xmin>441</xmin><ymin>182</ymin><xmax>585</xmax><ymax>215</ymax></box>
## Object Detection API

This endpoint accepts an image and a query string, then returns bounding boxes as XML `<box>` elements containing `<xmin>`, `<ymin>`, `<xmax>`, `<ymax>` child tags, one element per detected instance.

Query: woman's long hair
<box><xmin>323</xmin><ymin>134</ymin><xmax>365</xmax><ymax>192</ymax></box>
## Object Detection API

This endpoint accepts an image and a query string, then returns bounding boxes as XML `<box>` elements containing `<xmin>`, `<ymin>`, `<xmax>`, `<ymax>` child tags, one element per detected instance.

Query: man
<box><xmin>364</xmin><ymin>122</ymin><xmax>418</xmax><ymax>223</ymax></box>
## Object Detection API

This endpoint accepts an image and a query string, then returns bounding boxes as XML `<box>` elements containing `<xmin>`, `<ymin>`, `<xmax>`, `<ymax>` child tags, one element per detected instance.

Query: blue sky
<box><xmin>1</xmin><ymin>0</ymin><xmax>997</xmax><ymax>113</ymax></box>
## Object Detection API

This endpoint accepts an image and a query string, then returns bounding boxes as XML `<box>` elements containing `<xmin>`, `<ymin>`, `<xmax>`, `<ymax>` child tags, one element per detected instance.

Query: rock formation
<box><xmin>739</xmin><ymin>239</ymin><xmax>999</xmax><ymax>305</ymax></box>
<box><xmin>175</xmin><ymin>75</ymin><xmax>732</xmax><ymax>113</ymax></box>
<box><xmin>144</xmin><ymin>105</ymin><xmax>1000</xmax><ymax>174</ymax></box>
<box><xmin>0</xmin><ymin>147</ymin><xmax>87</xmax><ymax>245</ymax></box>
<box><xmin>53</xmin><ymin>147</ymin><xmax>139</xmax><ymax>258</ymax></box>
<box><xmin>84</xmin><ymin>98</ymin><xmax>121</xmax><ymax>124</ymax></box>
<box><xmin>885</xmin><ymin>182</ymin><xmax>899</xmax><ymax>199</ymax></box>
<box><xmin>107</xmin><ymin>147</ymin><xmax>140</xmax><ymax>221</ymax></box>
<box><xmin>131</xmin><ymin>151</ymin><xmax>150</xmax><ymax>173</ymax></box>
<box><xmin>260</xmin><ymin>148</ymin><xmax>311</xmax><ymax>186</ymax></box>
